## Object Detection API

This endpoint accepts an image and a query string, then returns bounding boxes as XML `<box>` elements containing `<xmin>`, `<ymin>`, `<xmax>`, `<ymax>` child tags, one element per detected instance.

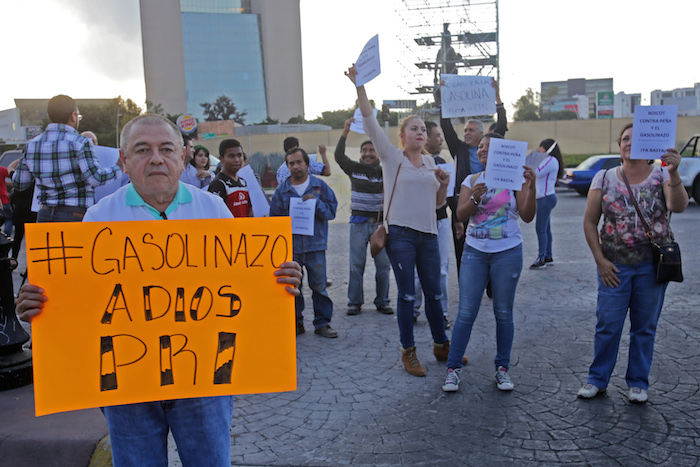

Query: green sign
<box><xmin>597</xmin><ymin>91</ymin><xmax>614</xmax><ymax>119</ymax></box>
<box><xmin>597</xmin><ymin>91</ymin><xmax>614</xmax><ymax>106</ymax></box>
<box><xmin>202</xmin><ymin>133</ymin><xmax>217</xmax><ymax>139</ymax></box>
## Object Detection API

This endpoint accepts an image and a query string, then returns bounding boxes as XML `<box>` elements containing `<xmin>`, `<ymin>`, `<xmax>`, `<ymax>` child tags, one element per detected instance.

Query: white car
<box><xmin>678</xmin><ymin>134</ymin><xmax>700</xmax><ymax>202</ymax></box>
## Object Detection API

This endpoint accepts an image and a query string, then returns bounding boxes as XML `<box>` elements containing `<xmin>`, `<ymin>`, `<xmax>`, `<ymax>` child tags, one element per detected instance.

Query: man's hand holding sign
<box><xmin>15</xmin><ymin>114</ymin><xmax>301</xmax><ymax>465</ymax></box>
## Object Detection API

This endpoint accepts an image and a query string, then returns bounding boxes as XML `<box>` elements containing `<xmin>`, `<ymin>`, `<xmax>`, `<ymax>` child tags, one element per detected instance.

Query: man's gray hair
<box><xmin>466</xmin><ymin>119</ymin><xmax>484</xmax><ymax>133</ymax></box>
<box><xmin>120</xmin><ymin>114</ymin><xmax>183</xmax><ymax>150</ymax></box>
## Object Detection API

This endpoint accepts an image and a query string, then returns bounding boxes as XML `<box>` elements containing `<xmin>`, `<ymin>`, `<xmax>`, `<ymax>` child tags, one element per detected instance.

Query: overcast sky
<box><xmin>2</xmin><ymin>0</ymin><xmax>698</xmax><ymax>118</ymax></box>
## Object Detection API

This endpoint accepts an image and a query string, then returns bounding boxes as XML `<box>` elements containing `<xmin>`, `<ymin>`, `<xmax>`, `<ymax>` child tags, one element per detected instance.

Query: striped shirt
<box><xmin>13</xmin><ymin>123</ymin><xmax>122</xmax><ymax>208</ymax></box>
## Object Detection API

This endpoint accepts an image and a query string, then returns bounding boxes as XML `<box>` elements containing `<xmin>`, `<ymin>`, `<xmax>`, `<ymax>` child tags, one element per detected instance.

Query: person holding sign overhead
<box><xmin>577</xmin><ymin>123</ymin><xmax>687</xmax><ymax>403</ymax></box>
<box><xmin>346</xmin><ymin>64</ymin><xmax>463</xmax><ymax>378</ymax></box>
<box><xmin>441</xmin><ymin>132</ymin><xmax>536</xmax><ymax>393</ymax></box>
<box><xmin>440</xmin><ymin>79</ymin><xmax>507</xmax><ymax>273</ymax></box>
<box><xmin>15</xmin><ymin>114</ymin><xmax>303</xmax><ymax>466</ymax></box>
<box><xmin>270</xmin><ymin>147</ymin><xmax>338</xmax><ymax>338</ymax></box>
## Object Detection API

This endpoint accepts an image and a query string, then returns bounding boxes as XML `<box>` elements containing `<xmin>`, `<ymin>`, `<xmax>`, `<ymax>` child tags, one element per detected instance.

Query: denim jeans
<box><xmin>586</xmin><ymin>261</ymin><xmax>667</xmax><ymax>390</ymax></box>
<box><xmin>102</xmin><ymin>395</ymin><xmax>234</xmax><ymax>467</ymax></box>
<box><xmin>447</xmin><ymin>244</ymin><xmax>523</xmax><ymax>370</ymax></box>
<box><xmin>294</xmin><ymin>250</ymin><xmax>334</xmax><ymax>329</ymax></box>
<box><xmin>348</xmin><ymin>221</ymin><xmax>391</xmax><ymax>308</ymax></box>
<box><xmin>37</xmin><ymin>206</ymin><xmax>86</xmax><ymax>223</ymax></box>
<box><xmin>2</xmin><ymin>203</ymin><xmax>12</xmax><ymax>236</ymax></box>
<box><xmin>385</xmin><ymin>225</ymin><xmax>447</xmax><ymax>349</ymax></box>
<box><xmin>535</xmin><ymin>194</ymin><xmax>557</xmax><ymax>259</ymax></box>
<box><xmin>414</xmin><ymin>217</ymin><xmax>450</xmax><ymax>316</ymax></box>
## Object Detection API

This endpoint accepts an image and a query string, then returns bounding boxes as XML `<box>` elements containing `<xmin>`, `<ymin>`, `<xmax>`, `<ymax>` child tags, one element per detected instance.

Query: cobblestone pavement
<box><xmin>162</xmin><ymin>190</ymin><xmax>700</xmax><ymax>466</ymax></box>
<box><xmin>12</xmin><ymin>191</ymin><xmax>699</xmax><ymax>466</ymax></box>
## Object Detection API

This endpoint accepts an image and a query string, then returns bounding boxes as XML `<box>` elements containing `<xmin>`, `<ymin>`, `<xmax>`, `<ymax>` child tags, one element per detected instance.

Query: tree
<box><xmin>513</xmin><ymin>88</ymin><xmax>540</xmax><ymax>121</ymax></box>
<box><xmin>306</xmin><ymin>108</ymin><xmax>354</xmax><ymax>129</ymax></box>
<box><xmin>541</xmin><ymin>110</ymin><xmax>578</xmax><ymax>121</ymax></box>
<box><xmin>253</xmin><ymin>116</ymin><xmax>280</xmax><ymax>125</ymax></box>
<box><xmin>287</xmin><ymin>115</ymin><xmax>305</xmax><ymax>124</ymax></box>
<box><xmin>200</xmin><ymin>95</ymin><xmax>247</xmax><ymax>124</ymax></box>
<box><xmin>80</xmin><ymin>96</ymin><xmax>143</xmax><ymax>147</ymax></box>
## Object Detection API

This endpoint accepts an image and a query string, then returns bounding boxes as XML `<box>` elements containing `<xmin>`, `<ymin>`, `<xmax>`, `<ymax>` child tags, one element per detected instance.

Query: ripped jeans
<box><xmin>447</xmin><ymin>243</ymin><xmax>522</xmax><ymax>370</ymax></box>
<box><xmin>386</xmin><ymin>225</ymin><xmax>447</xmax><ymax>349</ymax></box>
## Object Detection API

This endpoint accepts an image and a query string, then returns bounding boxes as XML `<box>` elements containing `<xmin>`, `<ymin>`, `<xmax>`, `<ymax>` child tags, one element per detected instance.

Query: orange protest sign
<box><xmin>25</xmin><ymin>217</ymin><xmax>296</xmax><ymax>416</ymax></box>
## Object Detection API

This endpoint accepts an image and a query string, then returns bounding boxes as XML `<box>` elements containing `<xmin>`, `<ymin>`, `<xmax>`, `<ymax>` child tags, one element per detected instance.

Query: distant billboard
<box><xmin>383</xmin><ymin>100</ymin><xmax>417</xmax><ymax>110</ymax></box>
<box><xmin>597</xmin><ymin>91</ymin><xmax>614</xmax><ymax>119</ymax></box>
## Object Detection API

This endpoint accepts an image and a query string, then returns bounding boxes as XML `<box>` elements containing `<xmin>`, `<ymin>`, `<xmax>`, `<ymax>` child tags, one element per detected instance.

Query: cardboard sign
<box><xmin>437</xmin><ymin>162</ymin><xmax>455</xmax><ymax>197</ymax></box>
<box><xmin>631</xmin><ymin>105</ymin><xmax>678</xmax><ymax>159</ymax></box>
<box><xmin>354</xmin><ymin>35</ymin><xmax>381</xmax><ymax>87</ymax></box>
<box><xmin>94</xmin><ymin>145</ymin><xmax>125</xmax><ymax>202</ymax></box>
<box><xmin>237</xmin><ymin>165</ymin><xmax>270</xmax><ymax>217</ymax></box>
<box><xmin>484</xmin><ymin>139</ymin><xmax>527</xmax><ymax>191</ymax></box>
<box><xmin>289</xmin><ymin>197</ymin><xmax>315</xmax><ymax>236</ymax></box>
<box><xmin>441</xmin><ymin>75</ymin><xmax>496</xmax><ymax>118</ymax></box>
<box><xmin>350</xmin><ymin>108</ymin><xmax>379</xmax><ymax>135</ymax></box>
<box><xmin>26</xmin><ymin>217</ymin><xmax>296</xmax><ymax>416</ymax></box>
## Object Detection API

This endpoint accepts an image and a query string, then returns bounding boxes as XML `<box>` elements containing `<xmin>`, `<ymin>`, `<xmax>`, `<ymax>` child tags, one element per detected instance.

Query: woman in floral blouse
<box><xmin>578</xmin><ymin>123</ymin><xmax>688</xmax><ymax>403</ymax></box>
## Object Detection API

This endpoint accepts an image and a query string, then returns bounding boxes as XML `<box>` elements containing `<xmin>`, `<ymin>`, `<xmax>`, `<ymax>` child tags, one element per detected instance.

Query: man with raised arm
<box><xmin>13</xmin><ymin>94</ymin><xmax>122</xmax><ymax>223</ymax></box>
<box><xmin>335</xmin><ymin>117</ymin><xmax>392</xmax><ymax>316</ymax></box>
<box><xmin>440</xmin><ymin>80</ymin><xmax>507</xmax><ymax>272</ymax></box>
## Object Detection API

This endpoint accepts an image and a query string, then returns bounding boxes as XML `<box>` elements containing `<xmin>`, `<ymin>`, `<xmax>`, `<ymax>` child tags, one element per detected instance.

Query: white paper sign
<box><xmin>93</xmin><ymin>145</ymin><xmax>123</xmax><ymax>202</ymax></box>
<box><xmin>238</xmin><ymin>164</ymin><xmax>270</xmax><ymax>217</ymax></box>
<box><xmin>437</xmin><ymin>162</ymin><xmax>455</xmax><ymax>197</ymax></box>
<box><xmin>289</xmin><ymin>197</ymin><xmax>316</xmax><ymax>236</ymax></box>
<box><xmin>355</xmin><ymin>35</ymin><xmax>381</xmax><ymax>87</ymax></box>
<box><xmin>631</xmin><ymin>105</ymin><xmax>678</xmax><ymax>159</ymax></box>
<box><xmin>484</xmin><ymin>139</ymin><xmax>528</xmax><ymax>191</ymax></box>
<box><xmin>350</xmin><ymin>108</ymin><xmax>379</xmax><ymax>134</ymax></box>
<box><xmin>441</xmin><ymin>75</ymin><xmax>496</xmax><ymax>118</ymax></box>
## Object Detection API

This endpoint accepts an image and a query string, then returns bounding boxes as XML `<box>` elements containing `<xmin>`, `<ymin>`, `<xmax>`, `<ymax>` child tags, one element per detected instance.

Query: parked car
<box><xmin>678</xmin><ymin>134</ymin><xmax>700</xmax><ymax>202</ymax></box>
<box><xmin>559</xmin><ymin>155</ymin><xmax>621</xmax><ymax>196</ymax></box>
<box><xmin>0</xmin><ymin>149</ymin><xmax>22</xmax><ymax>169</ymax></box>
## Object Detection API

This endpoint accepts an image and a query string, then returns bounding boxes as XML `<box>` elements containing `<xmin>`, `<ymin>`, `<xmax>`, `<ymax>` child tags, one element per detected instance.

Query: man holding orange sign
<box><xmin>16</xmin><ymin>114</ymin><xmax>302</xmax><ymax>466</ymax></box>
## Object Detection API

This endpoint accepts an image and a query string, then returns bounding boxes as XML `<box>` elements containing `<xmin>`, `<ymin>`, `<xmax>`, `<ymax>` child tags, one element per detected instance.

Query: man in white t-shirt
<box><xmin>270</xmin><ymin>148</ymin><xmax>338</xmax><ymax>338</ymax></box>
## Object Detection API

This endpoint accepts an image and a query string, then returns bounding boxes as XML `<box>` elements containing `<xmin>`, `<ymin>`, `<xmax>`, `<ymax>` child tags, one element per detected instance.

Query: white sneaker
<box><xmin>577</xmin><ymin>383</ymin><xmax>604</xmax><ymax>399</ymax></box>
<box><xmin>442</xmin><ymin>368</ymin><xmax>460</xmax><ymax>392</ymax></box>
<box><xmin>628</xmin><ymin>387</ymin><xmax>648</xmax><ymax>403</ymax></box>
<box><xmin>495</xmin><ymin>366</ymin><xmax>514</xmax><ymax>391</ymax></box>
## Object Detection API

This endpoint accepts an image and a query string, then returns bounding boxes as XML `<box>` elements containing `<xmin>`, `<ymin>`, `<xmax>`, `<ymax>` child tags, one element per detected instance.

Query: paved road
<box><xmin>162</xmin><ymin>189</ymin><xmax>700</xmax><ymax>466</ymax></box>
<box><xmin>9</xmin><ymin>189</ymin><xmax>700</xmax><ymax>466</ymax></box>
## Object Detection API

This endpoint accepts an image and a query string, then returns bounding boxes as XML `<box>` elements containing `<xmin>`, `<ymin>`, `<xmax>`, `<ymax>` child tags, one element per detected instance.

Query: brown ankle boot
<box><xmin>433</xmin><ymin>340</ymin><xmax>469</xmax><ymax>365</ymax></box>
<box><xmin>401</xmin><ymin>347</ymin><xmax>426</xmax><ymax>377</ymax></box>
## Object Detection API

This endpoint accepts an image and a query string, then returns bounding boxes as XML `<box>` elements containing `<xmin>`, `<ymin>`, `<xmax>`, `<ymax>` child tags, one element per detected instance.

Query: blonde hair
<box><xmin>398</xmin><ymin>115</ymin><xmax>423</xmax><ymax>149</ymax></box>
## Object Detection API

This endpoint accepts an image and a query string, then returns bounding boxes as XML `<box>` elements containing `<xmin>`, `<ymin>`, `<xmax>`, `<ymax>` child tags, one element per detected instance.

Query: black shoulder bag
<box><xmin>619</xmin><ymin>167</ymin><xmax>682</xmax><ymax>283</ymax></box>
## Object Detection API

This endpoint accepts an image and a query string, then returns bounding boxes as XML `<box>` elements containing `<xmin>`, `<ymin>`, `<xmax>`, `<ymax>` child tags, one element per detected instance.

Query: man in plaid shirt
<box><xmin>13</xmin><ymin>94</ymin><xmax>122</xmax><ymax>222</ymax></box>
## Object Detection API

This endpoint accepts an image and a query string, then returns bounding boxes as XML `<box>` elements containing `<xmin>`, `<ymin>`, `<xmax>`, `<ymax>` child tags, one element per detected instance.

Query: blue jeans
<box><xmin>586</xmin><ymin>261</ymin><xmax>667</xmax><ymax>390</ymax></box>
<box><xmin>348</xmin><ymin>221</ymin><xmax>391</xmax><ymax>308</ymax></box>
<box><xmin>535</xmin><ymin>194</ymin><xmax>557</xmax><ymax>259</ymax></box>
<box><xmin>414</xmin><ymin>217</ymin><xmax>450</xmax><ymax>316</ymax></box>
<box><xmin>102</xmin><ymin>395</ymin><xmax>234</xmax><ymax>467</ymax></box>
<box><xmin>447</xmin><ymin>244</ymin><xmax>523</xmax><ymax>370</ymax></box>
<box><xmin>385</xmin><ymin>225</ymin><xmax>447</xmax><ymax>349</ymax></box>
<box><xmin>294</xmin><ymin>250</ymin><xmax>333</xmax><ymax>329</ymax></box>
<box><xmin>37</xmin><ymin>206</ymin><xmax>86</xmax><ymax>223</ymax></box>
<box><xmin>2</xmin><ymin>203</ymin><xmax>12</xmax><ymax>235</ymax></box>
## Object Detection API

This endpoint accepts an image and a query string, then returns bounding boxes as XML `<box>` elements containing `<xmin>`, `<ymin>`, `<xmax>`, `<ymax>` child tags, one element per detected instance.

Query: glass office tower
<box><xmin>181</xmin><ymin>1</ymin><xmax>267</xmax><ymax>124</ymax></box>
